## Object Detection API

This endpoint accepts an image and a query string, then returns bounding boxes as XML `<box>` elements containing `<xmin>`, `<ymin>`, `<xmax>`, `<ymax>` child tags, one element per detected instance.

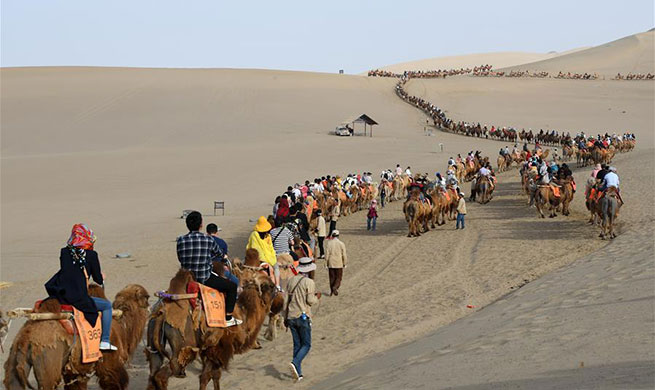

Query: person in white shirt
<box><xmin>447</xmin><ymin>157</ymin><xmax>455</xmax><ymax>167</ymax></box>
<box><xmin>395</xmin><ymin>164</ymin><xmax>403</xmax><ymax>176</ymax></box>
<box><xmin>405</xmin><ymin>167</ymin><xmax>412</xmax><ymax>176</ymax></box>
<box><xmin>603</xmin><ymin>167</ymin><xmax>619</xmax><ymax>190</ymax></box>
<box><xmin>479</xmin><ymin>166</ymin><xmax>491</xmax><ymax>177</ymax></box>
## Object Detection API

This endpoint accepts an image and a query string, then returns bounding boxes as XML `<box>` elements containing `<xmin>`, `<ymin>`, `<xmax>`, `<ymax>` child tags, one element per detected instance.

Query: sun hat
<box><xmin>332</xmin><ymin>230</ymin><xmax>340</xmax><ymax>237</ymax></box>
<box><xmin>609</xmin><ymin>166</ymin><xmax>617</xmax><ymax>172</ymax></box>
<box><xmin>296</xmin><ymin>257</ymin><xmax>316</xmax><ymax>273</ymax></box>
<box><xmin>254</xmin><ymin>216</ymin><xmax>272</xmax><ymax>233</ymax></box>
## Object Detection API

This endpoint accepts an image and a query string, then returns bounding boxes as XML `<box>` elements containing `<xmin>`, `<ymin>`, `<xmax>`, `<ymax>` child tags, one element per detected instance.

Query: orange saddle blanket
<box><xmin>198</xmin><ymin>284</ymin><xmax>227</xmax><ymax>328</ymax></box>
<box><xmin>73</xmin><ymin>308</ymin><xmax>103</xmax><ymax>363</ymax></box>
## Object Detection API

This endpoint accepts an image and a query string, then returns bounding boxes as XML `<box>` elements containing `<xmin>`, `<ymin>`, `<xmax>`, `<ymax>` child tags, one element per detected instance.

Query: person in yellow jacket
<box><xmin>246</xmin><ymin>216</ymin><xmax>280</xmax><ymax>289</ymax></box>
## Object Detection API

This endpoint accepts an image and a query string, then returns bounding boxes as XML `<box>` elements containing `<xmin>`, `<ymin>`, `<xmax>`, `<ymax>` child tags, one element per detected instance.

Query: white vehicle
<box><xmin>335</xmin><ymin>125</ymin><xmax>353</xmax><ymax>136</ymax></box>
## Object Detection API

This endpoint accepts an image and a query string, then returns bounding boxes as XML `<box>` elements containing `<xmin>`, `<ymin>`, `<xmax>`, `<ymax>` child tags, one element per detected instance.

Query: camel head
<box><xmin>114</xmin><ymin>284</ymin><xmax>150</xmax><ymax>310</ymax></box>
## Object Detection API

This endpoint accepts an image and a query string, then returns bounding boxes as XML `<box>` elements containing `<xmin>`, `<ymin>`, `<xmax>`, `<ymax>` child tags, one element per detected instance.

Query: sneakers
<box><xmin>289</xmin><ymin>362</ymin><xmax>300</xmax><ymax>380</ymax></box>
<box><xmin>225</xmin><ymin>317</ymin><xmax>243</xmax><ymax>327</ymax></box>
<box><xmin>99</xmin><ymin>341</ymin><xmax>118</xmax><ymax>351</ymax></box>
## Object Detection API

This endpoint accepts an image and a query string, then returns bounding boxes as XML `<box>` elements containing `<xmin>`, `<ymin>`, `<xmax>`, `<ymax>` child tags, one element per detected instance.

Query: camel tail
<box><xmin>3</xmin><ymin>337</ymin><xmax>34</xmax><ymax>390</ymax></box>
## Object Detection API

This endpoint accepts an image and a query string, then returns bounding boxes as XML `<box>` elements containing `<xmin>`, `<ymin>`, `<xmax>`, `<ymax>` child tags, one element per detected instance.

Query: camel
<box><xmin>4</xmin><ymin>284</ymin><xmax>150</xmax><ymax>390</ymax></box>
<box><xmin>557</xmin><ymin>178</ymin><xmax>575</xmax><ymax>216</ymax></box>
<box><xmin>403</xmin><ymin>189</ymin><xmax>431</xmax><ymax>237</ymax></box>
<box><xmin>599</xmin><ymin>188</ymin><xmax>621</xmax><ymax>239</ymax></box>
<box><xmin>477</xmin><ymin>176</ymin><xmax>494</xmax><ymax>204</ymax></box>
<box><xmin>428</xmin><ymin>188</ymin><xmax>448</xmax><ymax>227</ymax></box>
<box><xmin>391</xmin><ymin>175</ymin><xmax>405</xmax><ymax>201</ymax></box>
<box><xmin>535</xmin><ymin>184</ymin><xmax>561</xmax><ymax>218</ymax></box>
<box><xmin>145</xmin><ymin>268</ymin><xmax>278</xmax><ymax>390</ymax></box>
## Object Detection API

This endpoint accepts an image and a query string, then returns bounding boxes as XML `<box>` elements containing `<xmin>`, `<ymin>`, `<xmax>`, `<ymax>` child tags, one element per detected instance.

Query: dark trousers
<box><xmin>380</xmin><ymin>190</ymin><xmax>386</xmax><ymax>208</ymax></box>
<box><xmin>203</xmin><ymin>273</ymin><xmax>237</xmax><ymax>316</ymax></box>
<box><xmin>317</xmin><ymin>237</ymin><xmax>325</xmax><ymax>257</ymax></box>
<box><xmin>289</xmin><ymin>316</ymin><xmax>312</xmax><ymax>376</ymax></box>
<box><xmin>328</xmin><ymin>268</ymin><xmax>343</xmax><ymax>295</ymax></box>
<box><xmin>329</xmin><ymin>220</ymin><xmax>337</xmax><ymax>236</ymax></box>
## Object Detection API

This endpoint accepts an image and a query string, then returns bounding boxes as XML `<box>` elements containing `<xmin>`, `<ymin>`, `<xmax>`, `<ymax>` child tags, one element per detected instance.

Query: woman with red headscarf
<box><xmin>45</xmin><ymin>224</ymin><xmax>117</xmax><ymax>351</ymax></box>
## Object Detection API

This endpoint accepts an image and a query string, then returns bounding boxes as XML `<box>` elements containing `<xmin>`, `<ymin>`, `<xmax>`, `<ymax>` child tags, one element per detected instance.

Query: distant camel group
<box><xmin>613</xmin><ymin>72</ymin><xmax>654</xmax><ymax>80</ymax></box>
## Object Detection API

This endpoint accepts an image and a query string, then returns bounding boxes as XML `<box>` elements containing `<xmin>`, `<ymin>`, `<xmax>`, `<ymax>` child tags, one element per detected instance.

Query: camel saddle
<box><xmin>33</xmin><ymin>300</ymin><xmax>102</xmax><ymax>362</ymax></box>
<box><xmin>33</xmin><ymin>299</ymin><xmax>75</xmax><ymax>335</ymax></box>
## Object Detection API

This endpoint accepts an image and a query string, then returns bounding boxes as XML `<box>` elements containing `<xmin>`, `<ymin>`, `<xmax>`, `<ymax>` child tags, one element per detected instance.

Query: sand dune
<box><xmin>502</xmin><ymin>30</ymin><xmax>655</xmax><ymax>75</ymax></box>
<box><xmin>1</xmin><ymin>30</ymin><xmax>653</xmax><ymax>390</ymax></box>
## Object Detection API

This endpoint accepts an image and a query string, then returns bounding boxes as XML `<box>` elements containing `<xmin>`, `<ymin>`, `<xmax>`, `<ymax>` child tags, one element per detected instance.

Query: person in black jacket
<box><xmin>45</xmin><ymin>224</ymin><xmax>117</xmax><ymax>351</ymax></box>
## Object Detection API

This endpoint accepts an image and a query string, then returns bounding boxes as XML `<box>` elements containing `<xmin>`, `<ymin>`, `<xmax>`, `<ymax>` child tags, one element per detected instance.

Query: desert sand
<box><xmin>1</xmin><ymin>30</ymin><xmax>653</xmax><ymax>389</ymax></box>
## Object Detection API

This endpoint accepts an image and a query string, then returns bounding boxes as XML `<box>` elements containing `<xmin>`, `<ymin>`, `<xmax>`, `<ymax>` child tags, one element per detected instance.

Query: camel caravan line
<box><xmin>392</xmin><ymin>74</ymin><xmax>639</xmax><ymax>149</ymax></box>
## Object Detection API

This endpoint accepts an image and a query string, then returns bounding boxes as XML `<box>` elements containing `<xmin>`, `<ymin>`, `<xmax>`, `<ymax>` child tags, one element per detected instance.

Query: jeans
<box><xmin>91</xmin><ymin>297</ymin><xmax>113</xmax><ymax>343</ymax></box>
<box><xmin>289</xmin><ymin>316</ymin><xmax>312</xmax><ymax>376</ymax></box>
<box><xmin>367</xmin><ymin>217</ymin><xmax>377</xmax><ymax>231</ymax></box>
<box><xmin>456</xmin><ymin>213</ymin><xmax>465</xmax><ymax>229</ymax></box>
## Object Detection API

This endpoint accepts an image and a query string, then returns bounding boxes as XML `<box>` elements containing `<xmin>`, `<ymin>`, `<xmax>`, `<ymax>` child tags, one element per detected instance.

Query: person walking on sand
<box><xmin>315</xmin><ymin>209</ymin><xmax>326</xmax><ymax>259</ymax></box>
<box><xmin>367</xmin><ymin>200</ymin><xmax>378</xmax><ymax>231</ymax></box>
<box><xmin>45</xmin><ymin>224</ymin><xmax>118</xmax><ymax>351</ymax></box>
<box><xmin>456</xmin><ymin>192</ymin><xmax>467</xmax><ymax>230</ymax></box>
<box><xmin>325</xmin><ymin>230</ymin><xmax>347</xmax><ymax>296</ymax></box>
<box><xmin>286</xmin><ymin>257</ymin><xmax>321</xmax><ymax>382</ymax></box>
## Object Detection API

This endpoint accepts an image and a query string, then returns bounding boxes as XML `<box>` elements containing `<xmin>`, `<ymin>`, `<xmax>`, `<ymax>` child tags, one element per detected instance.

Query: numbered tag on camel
<box><xmin>199</xmin><ymin>284</ymin><xmax>227</xmax><ymax>328</ymax></box>
<box><xmin>73</xmin><ymin>308</ymin><xmax>102</xmax><ymax>363</ymax></box>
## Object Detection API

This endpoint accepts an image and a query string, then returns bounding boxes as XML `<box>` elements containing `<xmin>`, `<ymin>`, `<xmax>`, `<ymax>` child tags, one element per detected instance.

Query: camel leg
<box><xmin>211</xmin><ymin>364</ymin><xmax>223</xmax><ymax>390</ymax></box>
<box><xmin>146</xmin><ymin>349</ymin><xmax>165</xmax><ymax>390</ymax></box>
<box><xmin>199</xmin><ymin>358</ymin><xmax>214</xmax><ymax>390</ymax></box>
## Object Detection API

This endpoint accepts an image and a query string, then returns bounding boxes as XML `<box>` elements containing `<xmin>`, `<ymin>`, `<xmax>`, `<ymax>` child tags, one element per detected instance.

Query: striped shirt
<box><xmin>270</xmin><ymin>226</ymin><xmax>294</xmax><ymax>254</ymax></box>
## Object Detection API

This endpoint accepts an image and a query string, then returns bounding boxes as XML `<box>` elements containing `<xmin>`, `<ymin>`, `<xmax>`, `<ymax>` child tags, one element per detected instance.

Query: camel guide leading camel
<box><xmin>44</xmin><ymin>223</ymin><xmax>118</xmax><ymax>351</ymax></box>
<box><xmin>177</xmin><ymin>211</ymin><xmax>241</xmax><ymax>327</ymax></box>
<box><xmin>325</xmin><ymin>230</ymin><xmax>348</xmax><ymax>296</ymax></box>
<box><xmin>286</xmin><ymin>257</ymin><xmax>320</xmax><ymax>382</ymax></box>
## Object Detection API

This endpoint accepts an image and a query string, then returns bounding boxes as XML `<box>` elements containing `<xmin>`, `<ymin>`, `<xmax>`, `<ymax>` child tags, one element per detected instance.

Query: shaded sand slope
<box><xmin>405</xmin><ymin>77</ymin><xmax>655</xmax><ymax>146</ymax></box>
<box><xmin>374</xmin><ymin>51</ymin><xmax>586</xmax><ymax>74</ymax></box>
<box><xmin>502</xmin><ymin>30</ymin><xmax>655</xmax><ymax>75</ymax></box>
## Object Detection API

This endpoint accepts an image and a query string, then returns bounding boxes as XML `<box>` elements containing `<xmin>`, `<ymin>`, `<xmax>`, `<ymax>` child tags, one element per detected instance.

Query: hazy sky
<box><xmin>2</xmin><ymin>0</ymin><xmax>653</xmax><ymax>73</ymax></box>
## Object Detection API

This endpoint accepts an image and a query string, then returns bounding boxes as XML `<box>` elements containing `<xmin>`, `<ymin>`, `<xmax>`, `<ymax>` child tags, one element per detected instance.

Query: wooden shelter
<box><xmin>343</xmin><ymin>114</ymin><xmax>379</xmax><ymax>137</ymax></box>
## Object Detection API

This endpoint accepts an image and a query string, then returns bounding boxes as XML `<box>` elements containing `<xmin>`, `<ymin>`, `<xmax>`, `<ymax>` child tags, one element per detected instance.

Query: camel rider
<box><xmin>479</xmin><ymin>165</ymin><xmax>495</xmax><ymax>190</ymax></box>
<box><xmin>405</xmin><ymin>166</ymin><xmax>412</xmax><ymax>176</ymax></box>
<box><xmin>602</xmin><ymin>167</ymin><xmax>622</xmax><ymax>203</ymax></box>
<box><xmin>435</xmin><ymin>173</ymin><xmax>446</xmax><ymax>191</ymax></box>
<box><xmin>446</xmin><ymin>170</ymin><xmax>458</xmax><ymax>188</ymax></box>
<box><xmin>538</xmin><ymin>162</ymin><xmax>550</xmax><ymax>185</ymax></box>
<box><xmin>395</xmin><ymin>164</ymin><xmax>403</xmax><ymax>176</ymax></box>
<box><xmin>448</xmin><ymin>157</ymin><xmax>455</xmax><ymax>167</ymax></box>
<box><xmin>504</xmin><ymin>146</ymin><xmax>510</xmax><ymax>156</ymax></box>
<box><xmin>456</xmin><ymin>154</ymin><xmax>463</xmax><ymax>164</ymax></box>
